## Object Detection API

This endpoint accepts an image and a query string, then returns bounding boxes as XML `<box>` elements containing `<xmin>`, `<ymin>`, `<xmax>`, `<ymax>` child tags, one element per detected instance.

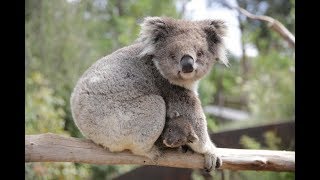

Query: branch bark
<box><xmin>221</xmin><ymin>1</ymin><xmax>295</xmax><ymax>48</ymax></box>
<box><xmin>25</xmin><ymin>133</ymin><xmax>295</xmax><ymax>172</ymax></box>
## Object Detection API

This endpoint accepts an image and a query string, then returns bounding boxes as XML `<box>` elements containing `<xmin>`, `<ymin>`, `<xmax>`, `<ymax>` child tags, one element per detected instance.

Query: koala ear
<box><xmin>138</xmin><ymin>17</ymin><xmax>171</xmax><ymax>56</ymax></box>
<box><xmin>208</xmin><ymin>20</ymin><xmax>227</xmax><ymax>37</ymax></box>
<box><xmin>140</xmin><ymin>17</ymin><xmax>169</xmax><ymax>42</ymax></box>
<box><xmin>168</xmin><ymin>110</ymin><xmax>180</xmax><ymax>119</ymax></box>
<box><xmin>200</xmin><ymin>20</ymin><xmax>229</xmax><ymax>67</ymax></box>
<box><xmin>187</xmin><ymin>129</ymin><xmax>199</xmax><ymax>143</ymax></box>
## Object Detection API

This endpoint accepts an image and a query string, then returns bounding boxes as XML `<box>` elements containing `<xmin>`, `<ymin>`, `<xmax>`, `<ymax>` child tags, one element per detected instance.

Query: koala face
<box><xmin>162</xmin><ymin>121</ymin><xmax>189</xmax><ymax>148</ymax></box>
<box><xmin>162</xmin><ymin>112</ymin><xmax>199</xmax><ymax>148</ymax></box>
<box><xmin>139</xmin><ymin>17</ymin><xmax>228</xmax><ymax>88</ymax></box>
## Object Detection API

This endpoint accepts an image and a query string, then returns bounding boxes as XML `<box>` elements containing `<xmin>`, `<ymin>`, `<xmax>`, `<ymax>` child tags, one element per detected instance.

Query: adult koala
<box><xmin>70</xmin><ymin>17</ymin><xmax>228</xmax><ymax>171</ymax></box>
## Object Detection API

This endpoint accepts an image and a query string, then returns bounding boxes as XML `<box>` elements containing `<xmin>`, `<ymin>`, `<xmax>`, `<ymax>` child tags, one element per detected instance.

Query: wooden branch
<box><xmin>221</xmin><ymin>1</ymin><xmax>295</xmax><ymax>48</ymax></box>
<box><xmin>25</xmin><ymin>133</ymin><xmax>295</xmax><ymax>172</ymax></box>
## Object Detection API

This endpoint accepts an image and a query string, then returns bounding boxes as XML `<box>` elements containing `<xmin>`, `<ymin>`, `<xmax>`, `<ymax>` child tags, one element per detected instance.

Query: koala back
<box><xmin>70</xmin><ymin>42</ymin><xmax>166</xmax><ymax>154</ymax></box>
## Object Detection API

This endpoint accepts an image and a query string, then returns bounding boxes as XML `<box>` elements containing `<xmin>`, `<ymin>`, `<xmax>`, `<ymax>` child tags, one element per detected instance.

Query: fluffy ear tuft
<box><xmin>209</xmin><ymin>20</ymin><xmax>227</xmax><ymax>37</ymax></box>
<box><xmin>200</xmin><ymin>19</ymin><xmax>229</xmax><ymax>67</ymax></box>
<box><xmin>217</xmin><ymin>46</ymin><xmax>230</xmax><ymax>67</ymax></box>
<box><xmin>138</xmin><ymin>17</ymin><xmax>170</xmax><ymax>56</ymax></box>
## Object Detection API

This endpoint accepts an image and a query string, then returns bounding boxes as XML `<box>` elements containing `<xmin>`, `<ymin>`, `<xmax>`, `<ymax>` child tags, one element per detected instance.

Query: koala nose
<box><xmin>180</xmin><ymin>55</ymin><xmax>194</xmax><ymax>73</ymax></box>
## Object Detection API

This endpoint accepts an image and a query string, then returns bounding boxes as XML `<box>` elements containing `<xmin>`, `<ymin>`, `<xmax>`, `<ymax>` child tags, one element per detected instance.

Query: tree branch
<box><xmin>25</xmin><ymin>133</ymin><xmax>295</xmax><ymax>172</ymax></box>
<box><xmin>221</xmin><ymin>1</ymin><xmax>295</xmax><ymax>48</ymax></box>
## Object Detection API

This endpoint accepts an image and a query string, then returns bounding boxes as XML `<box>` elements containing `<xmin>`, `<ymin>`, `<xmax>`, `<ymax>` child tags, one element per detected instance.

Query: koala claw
<box><xmin>180</xmin><ymin>145</ymin><xmax>189</xmax><ymax>153</ymax></box>
<box><xmin>204</xmin><ymin>153</ymin><xmax>222</xmax><ymax>172</ymax></box>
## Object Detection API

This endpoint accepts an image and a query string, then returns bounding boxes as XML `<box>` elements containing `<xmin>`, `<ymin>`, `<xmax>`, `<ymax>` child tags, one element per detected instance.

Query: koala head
<box><xmin>138</xmin><ymin>16</ymin><xmax>228</xmax><ymax>89</ymax></box>
<box><xmin>162</xmin><ymin>111</ymin><xmax>199</xmax><ymax>148</ymax></box>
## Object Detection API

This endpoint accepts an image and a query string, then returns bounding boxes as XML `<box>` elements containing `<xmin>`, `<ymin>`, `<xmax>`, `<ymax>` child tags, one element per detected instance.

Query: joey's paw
<box><xmin>147</xmin><ymin>146</ymin><xmax>162</xmax><ymax>164</ymax></box>
<box><xmin>179</xmin><ymin>145</ymin><xmax>194</xmax><ymax>154</ymax></box>
<box><xmin>204</xmin><ymin>153</ymin><xmax>222</xmax><ymax>172</ymax></box>
<box><xmin>149</xmin><ymin>152</ymin><xmax>161</xmax><ymax>163</ymax></box>
<box><xmin>180</xmin><ymin>145</ymin><xmax>189</xmax><ymax>153</ymax></box>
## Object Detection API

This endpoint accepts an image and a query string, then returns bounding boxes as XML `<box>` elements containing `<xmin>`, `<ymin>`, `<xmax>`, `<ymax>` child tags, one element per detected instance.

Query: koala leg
<box><xmin>73</xmin><ymin>93</ymin><xmax>166</xmax><ymax>163</ymax></box>
<box><xmin>124</xmin><ymin>95</ymin><xmax>166</xmax><ymax>162</ymax></box>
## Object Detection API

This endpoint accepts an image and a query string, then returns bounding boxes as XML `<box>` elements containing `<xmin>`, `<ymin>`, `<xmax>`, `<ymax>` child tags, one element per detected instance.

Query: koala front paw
<box><xmin>204</xmin><ymin>153</ymin><xmax>222</xmax><ymax>172</ymax></box>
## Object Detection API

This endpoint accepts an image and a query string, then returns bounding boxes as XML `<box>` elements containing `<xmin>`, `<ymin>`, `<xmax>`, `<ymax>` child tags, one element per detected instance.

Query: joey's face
<box><xmin>139</xmin><ymin>17</ymin><xmax>228</xmax><ymax>88</ymax></box>
<box><xmin>162</xmin><ymin>116</ymin><xmax>198</xmax><ymax>148</ymax></box>
<box><xmin>162</xmin><ymin>125</ymin><xmax>188</xmax><ymax>148</ymax></box>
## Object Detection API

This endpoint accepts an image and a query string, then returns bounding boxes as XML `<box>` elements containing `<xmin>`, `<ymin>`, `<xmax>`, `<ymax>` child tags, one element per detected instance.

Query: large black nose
<box><xmin>180</xmin><ymin>55</ymin><xmax>194</xmax><ymax>73</ymax></box>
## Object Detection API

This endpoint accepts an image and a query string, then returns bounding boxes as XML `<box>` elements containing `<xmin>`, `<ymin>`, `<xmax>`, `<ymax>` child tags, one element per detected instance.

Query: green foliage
<box><xmin>245</xmin><ymin>51</ymin><xmax>295</xmax><ymax>121</ymax></box>
<box><xmin>206</xmin><ymin>115</ymin><xmax>219</xmax><ymax>132</ymax></box>
<box><xmin>234</xmin><ymin>170</ymin><xmax>294</xmax><ymax>180</ymax></box>
<box><xmin>25</xmin><ymin>71</ymin><xmax>66</xmax><ymax>134</ymax></box>
<box><xmin>240</xmin><ymin>131</ymin><xmax>282</xmax><ymax>150</ymax></box>
<box><xmin>90</xmin><ymin>165</ymin><xmax>138</xmax><ymax>180</ymax></box>
<box><xmin>199</xmin><ymin>75</ymin><xmax>216</xmax><ymax>106</ymax></box>
<box><xmin>200</xmin><ymin>51</ymin><xmax>294</xmax><ymax>126</ymax></box>
<box><xmin>25</xmin><ymin>162</ymin><xmax>91</xmax><ymax>180</ymax></box>
<box><xmin>239</xmin><ymin>135</ymin><xmax>262</xmax><ymax>149</ymax></box>
<box><xmin>264</xmin><ymin>131</ymin><xmax>282</xmax><ymax>150</ymax></box>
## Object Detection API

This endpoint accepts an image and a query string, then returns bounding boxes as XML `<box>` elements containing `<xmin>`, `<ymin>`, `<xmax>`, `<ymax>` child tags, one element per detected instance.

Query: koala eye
<box><xmin>168</xmin><ymin>129</ymin><xmax>172</xmax><ymax>132</ymax></box>
<box><xmin>169</xmin><ymin>53</ymin><xmax>175</xmax><ymax>59</ymax></box>
<box><xmin>197</xmin><ymin>50</ymin><xmax>204</xmax><ymax>57</ymax></box>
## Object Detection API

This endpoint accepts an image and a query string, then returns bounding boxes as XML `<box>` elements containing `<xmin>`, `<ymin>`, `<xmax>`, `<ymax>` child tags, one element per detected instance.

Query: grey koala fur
<box><xmin>70</xmin><ymin>16</ymin><xmax>228</xmax><ymax>171</ymax></box>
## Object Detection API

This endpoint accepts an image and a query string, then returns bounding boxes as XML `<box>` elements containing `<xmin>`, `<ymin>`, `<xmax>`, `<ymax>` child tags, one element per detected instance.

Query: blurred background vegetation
<box><xmin>25</xmin><ymin>0</ymin><xmax>294</xmax><ymax>179</ymax></box>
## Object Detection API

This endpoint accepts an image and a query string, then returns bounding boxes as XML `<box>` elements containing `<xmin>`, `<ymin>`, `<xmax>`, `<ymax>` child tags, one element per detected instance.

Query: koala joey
<box><xmin>161</xmin><ymin>111</ymin><xmax>198</xmax><ymax>148</ymax></box>
<box><xmin>155</xmin><ymin>111</ymin><xmax>197</xmax><ymax>154</ymax></box>
<box><xmin>70</xmin><ymin>16</ymin><xmax>228</xmax><ymax>171</ymax></box>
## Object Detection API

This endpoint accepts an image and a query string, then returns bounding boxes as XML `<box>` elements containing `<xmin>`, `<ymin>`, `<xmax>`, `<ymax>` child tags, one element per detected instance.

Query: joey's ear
<box><xmin>168</xmin><ymin>110</ymin><xmax>180</xmax><ymax>119</ymax></box>
<box><xmin>199</xmin><ymin>20</ymin><xmax>229</xmax><ymax>67</ymax></box>
<box><xmin>187</xmin><ymin>129</ymin><xmax>199</xmax><ymax>143</ymax></box>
